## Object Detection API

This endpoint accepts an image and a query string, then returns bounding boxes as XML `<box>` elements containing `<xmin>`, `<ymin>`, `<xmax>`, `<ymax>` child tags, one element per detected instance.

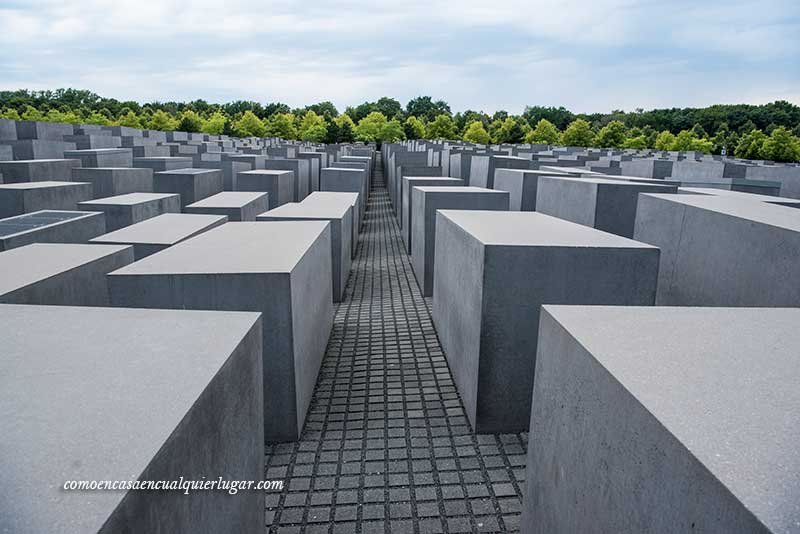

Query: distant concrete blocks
<box><xmin>411</xmin><ymin>186</ymin><xmax>509</xmax><ymax>296</ymax></box>
<box><xmin>400</xmin><ymin>177</ymin><xmax>463</xmax><ymax>253</ymax></box>
<box><xmin>304</xmin><ymin>191</ymin><xmax>360</xmax><ymax>256</ymax></box>
<box><xmin>0</xmin><ymin>304</ymin><xmax>264</xmax><ymax>534</ymax></box>
<box><xmin>433</xmin><ymin>211</ymin><xmax>659</xmax><ymax>433</ymax></box>
<box><xmin>522</xmin><ymin>305</ymin><xmax>800</xmax><ymax>534</ymax></box>
<box><xmin>133</xmin><ymin>156</ymin><xmax>193</xmax><ymax>173</ymax></box>
<box><xmin>108</xmin><ymin>221</ymin><xmax>333</xmax><ymax>442</ymax></box>
<box><xmin>493</xmin><ymin>169</ymin><xmax>565</xmax><ymax>211</ymax></box>
<box><xmin>0</xmin><ymin>210</ymin><xmax>105</xmax><ymax>251</ymax></box>
<box><xmin>634</xmin><ymin>194</ymin><xmax>800</xmax><ymax>306</ymax></box>
<box><xmin>0</xmin><ymin>159</ymin><xmax>81</xmax><ymax>183</ymax></box>
<box><xmin>71</xmin><ymin>167</ymin><xmax>154</xmax><ymax>198</ymax></box>
<box><xmin>536</xmin><ymin>175</ymin><xmax>678</xmax><ymax>238</ymax></box>
<box><xmin>63</xmin><ymin>148</ymin><xmax>133</xmax><ymax>168</ymax></box>
<box><xmin>91</xmin><ymin>213</ymin><xmax>227</xmax><ymax>260</ymax></box>
<box><xmin>186</xmin><ymin>191</ymin><xmax>269</xmax><ymax>221</ymax></box>
<box><xmin>0</xmin><ymin>181</ymin><xmax>93</xmax><ymax>218</ymax></box>
<box><xmin>0</xmin><ymin>243</ymin><xmax>133</xmax><ymax>305</ymax></box>
<box><xmin>320</xmin><ymin>167</ymin><xmax>366</xmax><ymax>213</ymax></box>
<box><xmin>236</xmin><ymin>170</ymin><xmax>295</xmax><ymax>209</ymax></box>
<box><xmin>79</xmin><ymin>192</ymin><xmax>181</xmax><ymax>231</ymax></box>
<box><xmin>153</xmin><ymin>168</ymin><xmax>224</xmax><ymax>208</ymax></box>
<box><xmin>264</xmin><ymin>159</ymin><xmax>309</xmax><ymax>201</ymax></box>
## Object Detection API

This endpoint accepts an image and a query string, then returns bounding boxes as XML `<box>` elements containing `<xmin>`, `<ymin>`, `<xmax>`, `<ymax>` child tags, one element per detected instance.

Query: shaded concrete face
<box><xmin>321</xmin><ymin>167</ymin><xmax>366</xmax><ymax>214</ymax></box>
<box><xmin>63</xmin><ymin>148</ymin><xmax>133</xmax><ymax>168</ymax></box>
<box><xmin>0</xmin><ymin>305</ymin><xmax>264</xmax><ymax>534</ymax></box>
<box><xmin>432</xmin><ymin>211</ymin><xmax>659</xmax><ymax>433</ymax></box>
<box><xmin>634</xmin><ymin>194</ymin><xmax>800</xmax><ymax>306</ymax></box>
<box><xmin>79</xmin><ymin>192</ymin><xmax>181</xmax><ymax>231</ymax></box>
<box><xmin>236</xmin><ymin>170</ymin><xmax>294</xmax><ymax>209</ymax></box>
<box><xmin>107</xmin><ymin>222</ymin><xmax>334</xmax><ymax>442</ymax></box>
<box><xmin>492</xmin><ymin>169</ymin><xmax>569</xmax><ymax>211</ymax></box>
<box><xmin>0</xmin><ymin>159</ymin><xmax>81</xmax><ymax>182</ymax></box>
<box><xmin>264</xmin><ymin>159</ymin><xmax>310</xmax><ymax>201</ymax></box>
<box><xmin>410</xmin><ymin>187</ymin><xmax>509</xmax><ymax>297</ymax></box>
<box><xmin>0</xmin><ymin>181</ymin><xmax>93</xmax><ymax>218</ymax></box>
<box><xmin>153</xmin><ymin>168</ymin><xmax>224</xmax><ymax>208</ymax></box>
<box><xmin>0</xmin><ymin>210</ymin><xmax>106</xmax><ymax>252</ymax></box>
<box><xmin>132</xmin><ymin>157</ymin><xmax>193</xmax><ymax>173</ymax></box>
<box><xmin>523</xmin><ymin>305</ymin><xmax>800</xmax><ymax>534</ymax></box>
<box><xmin>400</xmin><ymin>177</ymin><xmax>464</xmax><ymax>253</ymax></box>
<box><xmin>71</xmin><ymin>167</ymin><xmax>154</xmax><ymax>198</ymax></box>
<box><xmin>0</xmin><ymin>243</ymin><xmax>133</xmax><ymax>306</ymax></box>
<box><xmin>185</xmin><ymin>191</ymin><xmax>269</xmax><ymax>222</ymax></box>
<box><xmin>303</xmin><ymin>191</ymin><xmax>361</xmax><ymax>257</ymax></box>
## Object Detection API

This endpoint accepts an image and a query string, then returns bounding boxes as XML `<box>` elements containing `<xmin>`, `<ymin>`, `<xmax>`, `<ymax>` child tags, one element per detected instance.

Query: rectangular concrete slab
<box><xmin>71</xmin><ymin>167</ymin><xmax>154</xmax><ymax>198</ymax></box>
<box><xmin>0</xmin><ymin>159</ymin><xmax>81</xmax><ymax>183</ymax></box>
<box><xmin>63</xmin><ymin>148</ymin><xmax>133</xmax><ymax>168</ymax></box>
<box><xmin>236</xmin><ymin>170</ymin><xmax>294</xmax><ymax>209</ymax></box>
<box><xmin>0</xmin><ymin>181</ymin><xmax>93</xmax><ymax>218</ymax></box>
<box><xmin>133</xmin><ymin>156</ymin><xmax>193</xmax><ymax>172</ymax></box>
<box><xmin>302</xmin><ymin>191</ymin><xmax>361</xmax><ymax>256</ymax></box>
<box><xmin>433</xmin><ymin>210</ymin><xmax>659</xmax><ymax>433</ymax></box>
<box><xmin>91</xmin><ymin>213</ymin><xmax>227</xmax><ymax>259</ymax></box>
<box><xmin>107</xmin><ymin>221</ymin><xmax>333</xmax><ymax>442</ymax></box>
<box><xmin>492</xmin><ymin>169</ymin><xmax>568</xmax><ymax>211</ymax></box>
<box><xmin>411</xmin><ymin>186</ymin><xmax>509</xmax><ymax>296</ymax></box>
<box><xmin>0</xmin><ymin>210</ymin><xmax>105</xmax><ymax>251</ymax></box>
<box><xmin>320</xmin><ymin>167</ymin><xmax>366</xmax><ymax>214</ymax></box>
<box><xmin>264</xmin><ymin>159</ymin><xmax>309</xmax><ymax>201</ymax></box>
<box><xmin>153</xmin><ymin>168</ymin><xmax>224</xmax><ymax>208</ymax></box>
<box><xmin>679</xmin><ymin>186</ymin><xmax>800</xmax><ymax>207</ymax></box>
<box><xmin>0</xmin><ymin>243</ymin><xmax>133</xmax><ymax>305</ymax></box>
<box><xmin>185</xmin><ymin>191</ymin><xmax>269</xmax><ymax>221</ymax></box>
<box><xmin>522</xmin><ymin>305</ymin><xmax>800</xmax><ymax>534</ymax></box>
<box><xmin>79</xmin><ymin>192</ymin><xmax>181</xmax><ymax>231</ymax></box>
<box><xmin>634</xmin><ymin>193</ymin><xmax>800</xmax><ymax>306</ymax></box>
<box><xmin>400</xmin><ymin>177</ymin><xmax>464</xmax><ymax>253</ymax></box>
<box><xmin>0</xmin><ymin>304</ymin><xmax>264</xmax><ymax>534</ymax></box>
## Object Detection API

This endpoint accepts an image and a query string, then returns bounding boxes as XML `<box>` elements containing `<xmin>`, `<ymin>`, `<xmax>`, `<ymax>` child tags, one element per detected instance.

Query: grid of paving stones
<box><xmin>264</xmin><ymin>158</ymin><xmax>527</xmax><ymax>533</ymax></box>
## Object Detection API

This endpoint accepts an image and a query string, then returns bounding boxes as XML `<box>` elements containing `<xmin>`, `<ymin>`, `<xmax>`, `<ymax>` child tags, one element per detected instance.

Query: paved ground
<box><xmin>265</xmin><ymin>156</ymin><xmax>527</xmax><ymax>533</ymax></box>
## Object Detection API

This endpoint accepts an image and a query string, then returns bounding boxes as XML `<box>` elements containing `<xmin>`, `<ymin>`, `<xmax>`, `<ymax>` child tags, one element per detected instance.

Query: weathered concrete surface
<box><xmin>0</xmin><ymin>181</ymin><xmax>93</xmax><ymax>218</ymax></box>
<box><xmin>153</xmin><ymin>168</ymin><xmax>224</xmax><ymax>208</ymax></box>
<box><xmin>185</xmin><ymin>191</ymin><xmax>269</xmax><ymax>221</ymax></box>
<box><xmin>71</xmin><ymin>167</ymin><xmax>154</xmax><ymax>198</ymax></box>
<box><xmin>0</xmin><ymin>210</ymin><xmax>106</xmax><ymax>251</ymax></box>
<box><xmin>78</xmin><ymin>192</ymin><xmax>181</xmax><ymax>231</ymax></box>
<box><xmin>236</xmin><ymin>170</ymin><xmax>294</xmax><ymax>209</ymax></box>
<box><xmin>0</xmin><ymin>159</ymin><xmax>81</xmax><ymax>183</ymax></box>
<box><xmin>492</xmin><ymin>169</ymin><xmax>568</xmax><ymax>211</ymax></box>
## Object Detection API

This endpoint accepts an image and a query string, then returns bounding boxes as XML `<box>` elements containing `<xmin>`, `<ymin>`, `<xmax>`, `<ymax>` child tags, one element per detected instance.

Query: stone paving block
<box><xmin>108</xmin><ymin>221</ymin><xmax>333</xmax><ymax>442</ymax></box>
<box><xmin>264</xmin><ymin>159</ymin><xmax>310</xmax><ymax>202</ymax></box>
<box><xmin>0</xmin><ymin>210</ymin><xmax>105</xmax><ymax>251</ymax></box>
<box><xmin>185</xmin><ymin>191</ymin><xmax>269</xmax><ymax>221</ymax></box>
<box><xmin>411</xmin><ymin>186</ymin><xmax>509</xmax><ymax>296</ymax></box>
<box><xmin>0</xmin><ymin>304</ymin><xmax>264</xmax><ymax>534</ymax></box>
<box><xmin>0</xmin><ymin>243</ymin><xmax>133</xmax><ymax>305</ymax></box>
<box><xmin>433</xmin><ymin>211</ymin><xmax>659</xmax><ymax>433</ymax></box>
<box><xmin>535</xmin><ymin>175</ymin><xmax>678</xmax><ymax>238</ymax></box>
<box><xmin>79</xmin><ymin>192</ymin><xmax>181</xmax><ymax>231</ymax></box>
<box><xmin>63</xmin><ymin>148</ymin><xmax>133</xmax><ymax>168</ymax></box>
<box><xmin>0</xmin><ymin>181</ymin><xmax>93</xmax><ymax>218</ymax></box>
<box><xmin>0</xmin><ymin>158</ymin><xmax>81</xmax><ymax>183</ymax></box>
<box><xmin>258</xmin><ymin>200</ymin><xmax>353</xmax><ymax>302</ymax></box>
<box><xmin>71</xmin><ymin>167</ymin><xmax>154</xmax><ymax>198</ymax></box>
<box><xmin>522</xmin><ymin>305</ymin><xmax>800</xmax><ymax>534</ymax></box>
<box><xmin>91</xmin><ymin>212</ymin><xmax>226</xmax><ymax>260</ymax></box>
<box><xmin>153</xmin><ymin>167</ymin><xmax>223</xmax><ymax>208</ymax></box>
<box><xmin>133</xmin><ymin>156</ymin><xmax>193</xmax><ymax>172</ymax></box>
<box><xmin>401</xmin><ymin>177</ymin><xmax>463</xmax><ymax>253</ymax></box>
<box><xmin>634</xmin><ymin>193</ymin><xmax>800</xmax><ymax>306</ymax></box>
<box><xmin>236</xmin><ymin>169</ymin><xmax>295</xmax><ymax>209</ymax></box>
<box><xmin>492</xmin><ymin>169</ymin><xmax>568</xmax><ymax>211</ymax></box>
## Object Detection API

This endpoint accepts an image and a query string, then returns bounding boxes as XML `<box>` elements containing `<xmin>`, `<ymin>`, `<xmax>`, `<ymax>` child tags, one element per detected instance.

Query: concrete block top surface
<box><xmin>323</xmin><ymin>167</ymin><xmax>363</xmax><ymax>173</ymax></box>
<box><xmin>0</xmin><ymin>243</ymin><xmax>131</xmax><ymax>295</ymax></box>
<box><xmin>541</xmin><ymin>175</ymin><xmax>674</xmax><ymax>188</ymax></box>
<box><xmin>415</xmin><ymin>186</ymin><xmax>506</xmax><ymax>194</ymax></box>
<box><xmin>258</xmin><ymin>200</ymin><xmax>349</xmax><ymax>220</ymax></box>
<box><xmin>541</xmin><ymin>305</ymin><xmax>800</xmax><ymax>534</ymax></box>
<box><xmin>0</xmin><ymin>303</ymin><xmax>261</xmax><ymax>534</ymax></box>
<box><xmin>79</xmin><ymin>192</ymin><xmax>178</xmax><ymax>205</ymax></box>
<box><xmin>63</xmin><ymin>148</ymin><xmax>130</xmax><ymax>155</ymax></box>
<box><xmin>91</xmin><ymin>213</ymin><xmax>227</xmax><ymax>245</ymax></box>
<box><xmin>679</xmin><ymin>186</ymin><xmax>800</xmax><ymax>205</ymax></box>
<box><xmin>0</xmin><ymin>210</ymin><xmax>99</xmax><ymax>238</ymax></box>
<box><xmin>404</xmin><ymin>176</ymin><xmax>461</xmax><ymax>182</ymax></box>
<box><xmin>185</xmin><ymin>191</ymin><xmax>267</xmax><ymax>208</ymax></box>
<box><xmin>155</xmin><ymin>167</ymin><xmax>219</xmax><ymax>175</ymax></box>
<box><xmin>642</xmin><ymin>193</ymin><xmax>800</xmax><ymax>231</ymax></box>
<box><xmin>495</xmin><ymin>168</ymin><xmax>570</xmax><ymax>176</ymax></box>
<box><xmin>0</xmin><ymin>180</ymin><xmax>79</xmax><ymax>190</ymax></box>
<box><xmin>438</xmin><ymin>210</ymin><xmax>658</xmax><ymax>248</ymax></box>
<box><xmin>239</xmin><ymin>169</ymin><xmax>293</xmax><ymax>176</ymax></box>
<box><xmin>110</xmin><ymin>221</ymin><xmax>329</xmax><ymax>275</ymax></box>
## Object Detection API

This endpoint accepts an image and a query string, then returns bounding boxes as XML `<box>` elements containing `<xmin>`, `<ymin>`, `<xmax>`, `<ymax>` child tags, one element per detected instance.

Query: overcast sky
<box><xmin>1</xmin><ymin>0</ymin><xmax>798</xmax><ymax>114</ymax></box>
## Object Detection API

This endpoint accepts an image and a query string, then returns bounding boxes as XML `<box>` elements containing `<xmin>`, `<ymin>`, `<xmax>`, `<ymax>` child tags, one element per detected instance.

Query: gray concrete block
<box><xmin>79</xmin><ymin>192</ymin><xmax>181</xmax><ymax>231</ymax></box>
<box><xmin>153</xmin><ymin>168</ymin><xmax>224</xmax><ymax>208</ymax></box>
<box><xmin>186</xmin><ymin>191</ymin><xmax>269</xmax><ymax>222</ymax></box>
<box><xmin>433</xmin><ymin>211</ymin><xmax>659</xmax><ymax>433</ymax></box>
<box><xmin>522</xmin><ymin>305</ymin><xmax>800</xmax><ymax>534</ymax></box>
<box><xmin>0</xmin><ymin>119</ymin><xmax>17</xmax><ymax>140</ymax></box>
<box><xmin>226</xmin><ymin>154</ymin><xmax>266</xmax><ymax>170</ymax></box>
<box><xmin>132</xmin><ymin>145</ymin><xmax>171</xmax><ymax>158</ymax></box>
<box><xmin>108</xmin><ymin>221</ymin><xmax>333</xmax><ymax>442</ymax></box>
<box><xmin>320</xmin><ymin>167</ymin><xmax>366</xmax><ymax>214</ymax></box>
<box><xmin>258</xmin><ymin>201</ymin><xmax>353</xmax><ymax>302</ymax></box>
<box><xmin>0</xmin><ymin>144</ymin><xmax>12</xmax><ymax>161</ymax></box>
<box><xmin>71</xmin><ymin>167</ymin><xmax>154</xmax><ymax>198</ymax></box>
<box><xmin>395</xmin><ymin>165</ymin><xmax>442</xmax><ymax>220</ymax></box>
<box><xmin>4</xmin><ymin>140</ymin><xmax>77</xmax><ymax>160</ymax></box>
<box><xmin>634</xmin><ymin>194</ymin><xmax>800</xmax><ymax>306</ymax></box>
<box><xmin>91</xmin><ymin>213</ymin><xmax>227</xmax><ymax>260</ymax></box>
<box><xmin>15</xmin><ymin>120</ymin><xmax>73</xmax><ymax>140</ymax></box>
<box><xmin>411</xmin><ymin>186</ymin><xmax>509</xmax><ymax>296</ymax></box>
<box><xmin>0</xmin><ymin>181</ymin><xmax>93</xmax><ymax>218</ymax></box>
<box><xmin>493</xmin><ymin>169</ymin><xmax>569</xmax><ymax>211</ymax></box>
<box><xmin>296</xmin><ymin>152</ymin><xmax>323</xmax><ymax>192</ymax></box>
<box><xmin>133</xmin><ymin>156</ymin><xmax>193</xmax><ymax>172</ymax></box>
<box><xmin>236</xmin><ymin>170</ymin><xmax>295</xmax><ymax>209</ymax></box>
<box><xmin>63</xmin><ymin>148</ymin><xmax>133</xmax><ymax>168</ymax></box>
<box><xmin>0</xmin><ymin>243</ymin><xmax>133</xmax><ymax>305</ymax></box>
<box><xmin>0</xmin><ymin>159</ymin><xmax>81</xmax><ymax>183</ymax></box>
<box><xmin>63</xmin><ymin>134</ymin><xmax>122</xmax><ymax>150</ymax></box>
<box><xmin>264</xmin><ymin>159</ymin><xmax>310</xmax><ymax>201</ymax></box>
<box><xmin>222</xmin><ymin>160</ymin><xmax>252</xmax><ymax>191</ymax></box>
<box><xmin>535</xmin><ymin>175</ymin><xmax>678</xmax><ymax>238</ymax></box>
<box><xmin>679</xmin><ymin>186</ymin><xmax>800</xmax><ymax>208</ymax></box>
<box><xmin>400</xmin><ymin>177</ymin><xmax>463</xmax><ymax>253</ymax></box>
<box><xmin>303</xmin><ymin>191</ymin><xmax>360</xmax><ymax>256</ymax></box>
<box><xmin>0</xmin><ymin>304</ymin><xmax>264</xmax><ymax>534</ymax></box>
<box><xmin>0</xmin><ymin>210</ymin><xmax>106</xmax><ymax>251</ymax></box>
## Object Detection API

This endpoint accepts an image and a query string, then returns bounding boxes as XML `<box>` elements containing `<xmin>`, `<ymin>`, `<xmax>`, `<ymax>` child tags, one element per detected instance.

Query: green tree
<box><xmin>375</xmin><ymin>97</ymin><xmax>403</xmax><ymax>119</ymax></box>
<box><xmin>622</xmin><ymin>135</ymin><xmax>648</xmax><ymax>149</ymax></box>
<box><xmin>178</xmin><ymin>110</ymin><xmax>203</xmax><ymax>132</ymax></box>
<box><xmin>234</xmin><ymin>110</ymin><xmax>268</xmax><ymax>137</ymax></box>
<box><xmin>654</xmin><ymin>130</ymin><xmax>676</xmax><ymax>151</ymax></box>
<box><xmin>760</xmin><ymin>127</ymin><xmax>800</xmax><ymax>162</ymax></box>
<box><xmin>496</xmin><ymin>117</ymin><xmax>525</xmax><ymax>144</ymax></box>
<box><xmin>669</xmin><ymin>130</ymin><xmax>712</xmax><ymax>153</ymax></box>
<box><xmin>379</xmin><ymin>119</ymin><xmax>406</xmax><ymax>142</ymax></box>
<box><xmin>560</xmin><ymin>119</ymin><xmax>595</xmax><ymax>147</ymax></box>
<box><xmin>148</xmin><ymin>110</ymin><xmax>178</xmax><ymax>131</ymax></box>
<box><xmin>734</xmin><ymin>129</ymin><xmax>767</xmax><ymax>159</ymax></box>
<box><xmin>266</xmin><ymin>113</ymin><xmax>296</xmax><ymax>139</ymax></box>
<box><xmin>21</xmin><ymin>105</ymin><xmax>45</xmax><ymax>121</ymax></box>
<box><xmin>299</xmin><ymin>111</ymin><xmax>328</xmax><ymax>142</ymax></box>
<box><xmin>354</xmin><ymin>112</ymin><xmax>388</xmax><ymax>142</ymax></box>
<box><xmin>117</xmin><ymin>110</ymin><xmax>143</xmax><ymax>128</ymax></box>
<box><xmin>593</xmin><ymin>120</ymin><xmax>627</xmax><ymax>148</ymax></box>
<box><xmin>2</xmin><ymin>108</ymin><xmax>21</xmax><ymax>120</ymax></box>
<box><xmin>525</xmin><ymin>118</ymin><xmax>560</xmax><ymax>144</ymax></box>
<box><xmin>462</xmin><ymin>120</ymin><xmax>491</xmax><ymax>144</ymax></box>
<box><xmin>425</xmin><ymin>114</ymin><xmax>457</xmax><ymax>140</ymax></box>
<box><xmin>406</xmin><ymin>96</ymin><xmax>450</xmax><ymax>122</ymax></box>
<box><xmin>323</xmin><ymin>121</ymin><xmax>339</xmax><ymax>144</ymax></box>
<box><xmin>338</xmin><ymin>121</ymin><xmax>355</xmax><ymax>143</ymax></box>
<box><xmin>201</xmin><ymin>112</ymin><xmax>226</xmax><ymax>135</ymax></box>
<box><xmin>404</xmin><ymin>116</ymin><xmax>426</xmax><ymax>140</ymax></box>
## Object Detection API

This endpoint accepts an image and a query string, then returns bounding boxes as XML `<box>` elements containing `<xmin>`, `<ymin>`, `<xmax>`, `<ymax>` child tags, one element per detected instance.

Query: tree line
<box><xmin>1</xmin><ymin>89</ymin><xmax>798</xmax><ymax>162</ymax></box>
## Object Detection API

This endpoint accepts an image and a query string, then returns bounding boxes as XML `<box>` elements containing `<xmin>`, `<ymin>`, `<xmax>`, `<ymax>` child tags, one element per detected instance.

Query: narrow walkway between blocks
<box><xmin>264</xmin><ymin>154</ymin><xmax>526</xmax><ymax>534</ymax></box>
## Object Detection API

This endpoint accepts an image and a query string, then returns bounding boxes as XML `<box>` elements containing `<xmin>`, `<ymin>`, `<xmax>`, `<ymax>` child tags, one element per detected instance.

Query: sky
<box><xmin>0</xmin><ymin>0</ymin><xmax>798</xmax><ymax>115</ymax></box>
